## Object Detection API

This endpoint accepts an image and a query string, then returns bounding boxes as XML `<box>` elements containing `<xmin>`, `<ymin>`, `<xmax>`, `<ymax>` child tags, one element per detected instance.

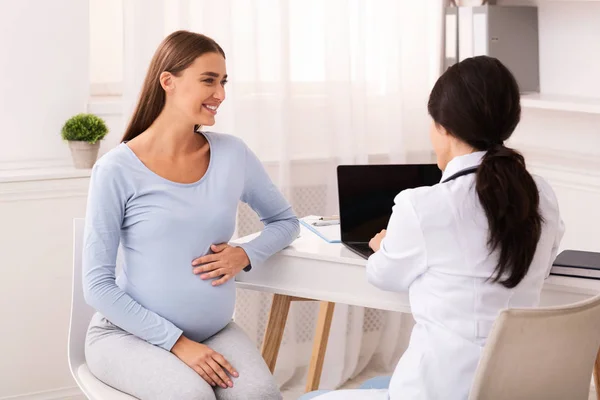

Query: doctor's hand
<box><xmin>369</xmin><ymin>229</ymin><xmax>387</xmax><ymax>252</ymax></box>
<box><xmin>192</xmin><ymin>244</ymin><xmax>250</xmax><ymax>286</ymax></box>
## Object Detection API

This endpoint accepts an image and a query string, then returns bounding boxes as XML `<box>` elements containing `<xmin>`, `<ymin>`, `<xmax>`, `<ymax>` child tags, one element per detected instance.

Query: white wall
<box><xmin>0</xmin><ymin>0</ymin><xmax>90</xmax><ymax>398</ymax></box>
<box><xmin>0</xmin><ymin>0</ymin><xmax>89</xmax><ymax>170</ymax></box>
<box><xmin>537</xmin><ymin>1</ymin><xmax>600</xmax><ymax>98</ymax></box>
<box><xmin>0</xmin><ymin>180</ymin><xmax>89</xmax><ymax>399</ymax></box>
<box><xmin>514</xmin><ymin>110</ymin><xmax>600</xmax><ymax>253</ymax></box>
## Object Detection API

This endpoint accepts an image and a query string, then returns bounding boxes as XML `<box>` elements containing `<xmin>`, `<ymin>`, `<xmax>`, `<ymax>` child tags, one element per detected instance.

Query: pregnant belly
<box><xmin>119</xmin><ymin>267</ymin><xmax>237</xmax><ymax>343</ymax></box>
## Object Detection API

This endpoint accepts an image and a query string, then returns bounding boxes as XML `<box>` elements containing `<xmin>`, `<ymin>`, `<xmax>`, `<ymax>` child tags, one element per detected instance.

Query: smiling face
<box><xmin>161</xmin><ymin>52</ymin><xmax>228</xmax><ymax>127</ymax></box>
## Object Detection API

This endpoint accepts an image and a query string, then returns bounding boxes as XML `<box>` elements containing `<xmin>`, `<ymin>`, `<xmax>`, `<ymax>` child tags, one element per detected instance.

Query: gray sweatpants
<box><xmin>85</xmin><ymin>313</ymin><xmax>282</xmax><ymax>400</ymax></box>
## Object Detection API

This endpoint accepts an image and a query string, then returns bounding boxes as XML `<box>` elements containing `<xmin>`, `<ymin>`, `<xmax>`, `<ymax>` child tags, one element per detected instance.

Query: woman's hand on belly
<box><xmin>171</xmin><ymin>334</ymin><xmax>239</xmax><ymax>388</ymax></box>
<box><xmin>191</xmin><ymin>243</ymin><xmax>250</xmax><ymax>286</ymax></box>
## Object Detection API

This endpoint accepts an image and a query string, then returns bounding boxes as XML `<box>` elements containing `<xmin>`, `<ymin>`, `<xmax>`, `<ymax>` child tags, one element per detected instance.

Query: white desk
<box><xmin>234</xmin><ymin>226</ymin><xmax>600</xmax><ymax>394</ymax></box>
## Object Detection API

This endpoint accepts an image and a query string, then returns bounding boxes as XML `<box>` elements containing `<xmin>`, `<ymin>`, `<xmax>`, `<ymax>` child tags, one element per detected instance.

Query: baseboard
<box><xmin>0</xmin><ymin>387</ymin><xmax>84</xmax><ymax>400</ymax></box>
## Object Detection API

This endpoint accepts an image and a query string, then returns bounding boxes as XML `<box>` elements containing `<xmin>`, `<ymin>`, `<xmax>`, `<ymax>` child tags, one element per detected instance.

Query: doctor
<box><xmin>307</xmin><ymin>56</ymin><xmax>564</xmax><ymax>399</ymax></box>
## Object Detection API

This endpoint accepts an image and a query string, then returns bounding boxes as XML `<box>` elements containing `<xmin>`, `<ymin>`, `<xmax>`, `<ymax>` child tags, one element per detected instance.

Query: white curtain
<box><xmin>121</xmin><ymin>0</ymin><xmax>445</xmax><ymax>395</ymax></box>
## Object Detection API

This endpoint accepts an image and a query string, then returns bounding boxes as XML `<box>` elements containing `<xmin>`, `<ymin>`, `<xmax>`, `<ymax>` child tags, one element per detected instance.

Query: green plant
<box><xmin>61</xmin><ymin>113</ymin><xmax>108</xmax><ymax>144</ymax></box>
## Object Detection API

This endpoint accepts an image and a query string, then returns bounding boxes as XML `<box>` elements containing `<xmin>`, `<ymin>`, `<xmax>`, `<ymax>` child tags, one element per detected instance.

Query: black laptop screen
<box><xmin>337</xmin><ymin>164</ymin><xmax>442</xmax><ymax>243</ymax></box>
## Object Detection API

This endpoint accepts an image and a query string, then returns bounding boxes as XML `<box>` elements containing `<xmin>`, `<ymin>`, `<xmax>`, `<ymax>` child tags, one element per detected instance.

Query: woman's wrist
<box><xmin>235</xmin><ymin>246</ymin><xmax>250</xmax><ymax>269</ymax></box>
<box><xmin>171</xmin><ymin>334</ymin><xmax>191</xmax><ymax>356</ymax></box>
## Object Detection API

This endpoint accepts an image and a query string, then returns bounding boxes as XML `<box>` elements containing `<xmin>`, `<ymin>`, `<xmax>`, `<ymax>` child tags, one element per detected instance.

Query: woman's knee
<box><xmin>151</xmin><ymin>363</ymin><xmax>217</xmax><ymax>400</ymax></box>
<box><xmin>217</xmin><ymin>375</ymin><xmax>282</xmax><ymax>400</ymax></box>
<box><xmin>170</xmin><ymin>382</ymin><xmax>217</xmax><ymax>400</ymax></box>
<box><xmin>251</xmin><ymin>377</ymin><xmax>282</xmax><ymax>400</ymax></box>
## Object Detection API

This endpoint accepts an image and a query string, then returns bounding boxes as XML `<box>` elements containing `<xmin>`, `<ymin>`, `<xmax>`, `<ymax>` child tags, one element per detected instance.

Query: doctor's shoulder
<box><xmin>393</xmin><ymin>183</ymin><xmax>446</xmax><ymax>215</ymax></box>
<box><xmin>531</xmin><ymin>174</ymin><xmax>561</xmax><ymax>217</ymax></box>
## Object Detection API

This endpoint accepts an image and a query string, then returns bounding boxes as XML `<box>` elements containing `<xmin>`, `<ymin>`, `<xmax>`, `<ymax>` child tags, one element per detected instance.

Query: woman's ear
<box><xmin>159</xmin><ymin>71</ymin><xmax>175</xmax><ymax>92</ymax></box>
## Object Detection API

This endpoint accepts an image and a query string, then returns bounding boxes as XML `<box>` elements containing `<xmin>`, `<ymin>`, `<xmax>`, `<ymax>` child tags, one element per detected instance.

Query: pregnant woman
<box><xmin>82</xmin><ymin>30</ymin><xmax>299</xmax><ymax>400</ymax></box>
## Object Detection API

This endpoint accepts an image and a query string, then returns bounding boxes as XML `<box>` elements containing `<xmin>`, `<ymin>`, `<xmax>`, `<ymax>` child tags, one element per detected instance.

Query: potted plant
<box><xmin>61</xmin><ymin>113</ymin><xmax>108</xmax><ymax>169</ymax></box>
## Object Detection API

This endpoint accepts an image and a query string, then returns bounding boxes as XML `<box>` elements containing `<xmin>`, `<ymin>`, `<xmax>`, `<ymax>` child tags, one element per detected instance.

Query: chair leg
<box><xmin>594</xmin><ymin>345</ymin><xmax>600</xmax><ymax>400</ymax></box>
<box><xmin>261</xmin><ymin>294</ymin><xmax>293</xmax><ymax>373</ymax></box>
<box><xmin>305</xmin><ymin>301</ymin><xmax>336</xmax><ymax>392</ymax></box>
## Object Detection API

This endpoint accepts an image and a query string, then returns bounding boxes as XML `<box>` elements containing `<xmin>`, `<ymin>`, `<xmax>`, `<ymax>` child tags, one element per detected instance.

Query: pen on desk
<box><xmin>319</xmin><ymin>215</ymin><xmax>339</xmax><ymax>221</ymax></box>
<box><xmin>313</xmin><ymin>220</ymin><xmax>339</xmax><ymax>227</ymax></box>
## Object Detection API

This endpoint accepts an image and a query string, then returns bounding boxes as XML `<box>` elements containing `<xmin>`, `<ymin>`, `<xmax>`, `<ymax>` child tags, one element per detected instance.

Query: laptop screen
<box><xmin>337</xmin><ymin>164</ymin><xmax>442</xmax><ymax>243</ymax></box>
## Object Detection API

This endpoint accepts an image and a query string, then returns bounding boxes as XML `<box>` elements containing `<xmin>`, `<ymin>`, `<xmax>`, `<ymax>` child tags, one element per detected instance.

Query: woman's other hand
<box><xmin>171</xmin><ymin>335</ymin><xmax>239</xmax><ymax>388</ymax></box>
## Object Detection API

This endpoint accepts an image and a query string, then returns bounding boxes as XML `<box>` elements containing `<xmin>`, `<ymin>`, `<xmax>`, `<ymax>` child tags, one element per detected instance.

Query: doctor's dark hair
<box><xmin>427</xmin><ymin>56</ymin><xmax>543</xmax><ymax>289</ymax></box>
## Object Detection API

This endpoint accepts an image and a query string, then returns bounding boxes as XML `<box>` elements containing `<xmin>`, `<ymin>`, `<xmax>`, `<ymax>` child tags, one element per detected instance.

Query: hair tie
<box><xmin>487</xmin><ymin>141</ymin><xmax>505</xmax><ymax>152</ymax></box>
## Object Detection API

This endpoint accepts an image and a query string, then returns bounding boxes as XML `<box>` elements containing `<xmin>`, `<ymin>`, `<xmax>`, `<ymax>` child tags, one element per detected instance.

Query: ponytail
<box><xmin>476</xmin><ymin>144</ymin><xmax>543</xmax><ymax>288</ymax></box>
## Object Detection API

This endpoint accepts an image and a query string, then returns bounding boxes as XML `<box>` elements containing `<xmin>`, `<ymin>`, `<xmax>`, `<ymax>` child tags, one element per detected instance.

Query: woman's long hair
<box><xmin>121</xmin><ymin>31</ymin><xmax>225</xmax><ymax>143</ymax></box>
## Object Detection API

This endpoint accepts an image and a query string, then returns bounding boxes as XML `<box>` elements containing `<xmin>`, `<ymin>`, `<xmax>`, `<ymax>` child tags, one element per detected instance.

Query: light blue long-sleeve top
<box><xmin>82</xmin><ymin>131</ymin><xmax>300</xmax><ymax>351</ymax></box>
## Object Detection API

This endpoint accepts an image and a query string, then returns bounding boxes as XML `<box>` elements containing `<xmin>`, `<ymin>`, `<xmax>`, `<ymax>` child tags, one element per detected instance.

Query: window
<box><xmin>89</xmin><ymin>0</ymin><xmax>398</xmax><ymax>95</ymax></box>
<box><xmin>90</xmin><ymin>0</ymin><xmax>122</xmax><ymax>95</ymax></box>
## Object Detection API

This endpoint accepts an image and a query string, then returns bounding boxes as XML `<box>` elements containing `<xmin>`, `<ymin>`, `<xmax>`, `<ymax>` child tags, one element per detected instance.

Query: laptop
<box><xmin>337</xmin><ymin>164</ymin><xmax>442</xmax><ymax>259</ymax></box>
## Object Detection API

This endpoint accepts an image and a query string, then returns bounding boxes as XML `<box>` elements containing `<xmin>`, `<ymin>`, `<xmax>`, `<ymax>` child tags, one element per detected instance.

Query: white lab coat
<box><xmin>316</xmin><ymin>151</ymin><xmax>564</xmax><ymax>400</ymax></box>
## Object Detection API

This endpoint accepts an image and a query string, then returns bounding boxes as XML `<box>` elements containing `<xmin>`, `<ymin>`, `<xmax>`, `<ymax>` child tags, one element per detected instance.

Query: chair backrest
<box><xmin>67</xmin><ymin>218</ymin><xmax>96</xmax><ymax>380</ymax></box>
<box><xmin>469</xmin><ymin>293</ymin><xmax>600</xmax><ymax>400</ymax></box>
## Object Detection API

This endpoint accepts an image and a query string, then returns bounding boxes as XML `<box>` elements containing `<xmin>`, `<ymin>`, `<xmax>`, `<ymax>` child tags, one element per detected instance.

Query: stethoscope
<box><xmin>441</xmin><ymin>166</ymin><xmax>479</xmax><ymax>183</ymax></box>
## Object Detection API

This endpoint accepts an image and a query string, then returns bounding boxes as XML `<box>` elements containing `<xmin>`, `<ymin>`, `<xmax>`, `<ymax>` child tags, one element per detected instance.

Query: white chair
<box><xmin>67</xmin><ymin>218</ymin><xmax>137</xmax><ymax>399</ymax></box>
<box><xmin>469</xmin><ymin>294</ymin><xmax>600</xmax><ymax>400</ymax></box>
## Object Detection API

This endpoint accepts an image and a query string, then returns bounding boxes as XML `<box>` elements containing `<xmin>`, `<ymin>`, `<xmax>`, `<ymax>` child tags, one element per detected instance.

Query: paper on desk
<box><xmin>299</xmin><ymin>215</ymin><xmax>341</xmax><ymax>243</ymax></box>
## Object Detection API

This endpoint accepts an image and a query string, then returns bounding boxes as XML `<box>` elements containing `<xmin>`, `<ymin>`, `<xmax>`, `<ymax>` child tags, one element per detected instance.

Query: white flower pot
<box><xmin>68</xmin><ymin>141</ymin><xmax>100</xmax><ymax>169</ymax></box>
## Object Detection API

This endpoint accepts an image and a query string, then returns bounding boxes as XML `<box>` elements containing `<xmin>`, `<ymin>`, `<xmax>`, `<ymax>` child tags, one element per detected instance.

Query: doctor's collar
<box><xmin>440</xmin><ymin>151</ymin><xmax>487</xmax><ymax>183</ymax></box>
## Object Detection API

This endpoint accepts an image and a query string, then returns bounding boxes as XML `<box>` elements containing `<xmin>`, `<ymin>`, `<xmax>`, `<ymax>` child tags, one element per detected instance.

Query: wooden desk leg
<box><xmin>594</xmin><ymin>345</ymin><xmax>600</xmax><ymax>400</ymax></box>
<box><xmin>305</xmin><ymin>301</ymin><xmax>336</xmax><ymax>392</ymax></box>
<box><xmin>261</xmin><ymin>294</ymin><xmax>293</xmax><ymax>373</ymax></box>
